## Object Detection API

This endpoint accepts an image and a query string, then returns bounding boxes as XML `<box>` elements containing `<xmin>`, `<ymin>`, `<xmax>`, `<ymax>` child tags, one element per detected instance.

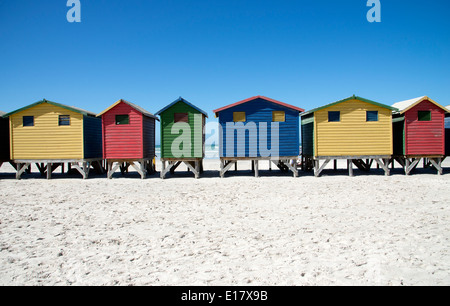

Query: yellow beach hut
<box><xmin>4</xmin><ymin>99</ymin><xmax>103</xmax><ymax>179</ymax></box>
<box><xmin>301</xmin><ymin>95</ymin><xmax>398</xmax><ymax>177</ymax></box>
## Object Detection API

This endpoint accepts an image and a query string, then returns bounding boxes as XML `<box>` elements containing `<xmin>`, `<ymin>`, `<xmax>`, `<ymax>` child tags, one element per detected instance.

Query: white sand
<box><xmin>0</xmin><ymin>159</ymin><xmax>449</xmax><ymax>286</ymax></box>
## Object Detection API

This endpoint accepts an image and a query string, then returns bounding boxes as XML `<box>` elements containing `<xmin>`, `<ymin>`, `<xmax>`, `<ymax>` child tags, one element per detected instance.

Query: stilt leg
<box><xmin>348</xmin><ymin>160</ymin><xmax>354</xmax><ymax>177</ymax></box>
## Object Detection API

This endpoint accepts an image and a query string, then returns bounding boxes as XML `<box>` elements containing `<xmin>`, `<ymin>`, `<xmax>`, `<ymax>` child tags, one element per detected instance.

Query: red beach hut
<box><xmin>392</xmin><ymin>96</ymin><xmax>448</xmax><ymax>175</ymax></box>
<box><xmin>98</xmin><ymin>99</ymin><xmax>159</xmax><ymax>179</ymax></box>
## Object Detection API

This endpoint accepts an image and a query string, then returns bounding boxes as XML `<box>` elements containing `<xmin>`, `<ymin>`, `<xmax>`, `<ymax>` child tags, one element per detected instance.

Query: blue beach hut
<box><xmin>213</xmin><ymin>96</ymin><xmax>304</xmax><ymax>177</ymax></box>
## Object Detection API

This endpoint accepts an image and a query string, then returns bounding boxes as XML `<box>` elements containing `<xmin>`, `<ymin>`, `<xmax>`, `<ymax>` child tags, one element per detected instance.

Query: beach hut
<box><xmin>98</xmin><ymin>99</ymin><xmax>158</xmax><ymax>179</ymax></box>
<box><xmin>0</xmin><ymin>111</ymin><xmax>10</xmax><ymax>169</ymax></box>
<box><xmin>213</xmin><ymin>96</ymin><xmax>304</xmax><ymax>178</ymax></box>
<box><xmin>4</xmin><ymin>99</ymin><xmax>103</xmax><ymax>179</ymax></box>
<box><xmin>155</xmin><ymin>97</ymin><xmax>208</xmax><ymax>179</ymax></box>
<box><xmin>391</xmin><ymin>96</ymin><xmax>448</xmax><ymax>175</ymax></box>
<box><xmin>301</xmin><ymin>95</ymin><xmax>397</xmax><ymax>177</ymax></box>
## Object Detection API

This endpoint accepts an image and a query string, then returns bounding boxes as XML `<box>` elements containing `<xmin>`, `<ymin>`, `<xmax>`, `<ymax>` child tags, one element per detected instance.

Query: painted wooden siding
<box><xmin>301</xmin><ymin>115</ymin><xmax>314</xmax><ymax>156</ymax></box>
<box><xmin>219</xmin><ymin>98</ymin><xmax>300</xmax><ymax>158</ymax></box>
<box><xmin>160</xmin><ymin>101</ymin><xmax>204</xmax><ymax>159</ymax></box>
<box><xmin>102</xmin><ymin>102</ymin><xmax>143</xmax><ymax>159</ymax></box>
<box><xmin>0</xmin><ymin>116</ymin><xmax>10</xmax><ymax>161</ymax></box>
<box><xmin>446</xmin><ymin>117</ymin><xmax>450</xmax><ymax>156</ymax></box>
<box><xmin>83</xmin><ymin>116</ymin><xmax>103</xmax><ymax>159</ymax></box>
<box><xmin>10</xmin><ymin>103</ymin><xmax>84</xmax><ymax>160</ymax></box>
<box><xmin>314</xmin><ymin>99</ymin><xmax>392</xmax><ymax>156</ymax></box>
<box><xmin>142</xmin><ymin>116</ymin><xmax>156</xmax><ymax>158</ymax></box>
<box><xmin>404</xmin><ymin>101</ymin><xmax>445</xmax><ymax>155</ymax></box>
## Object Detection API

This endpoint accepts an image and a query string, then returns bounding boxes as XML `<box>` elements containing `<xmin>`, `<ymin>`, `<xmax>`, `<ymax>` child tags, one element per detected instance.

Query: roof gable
<box><xmin>155</xmin><ymin>97</ymin><xmax>208</xmax><ymax>118</ymax></box>
<box><xmin>97</xmin><ymin>99</ymin><xmax>159</xmax><ymax>120</ymax></box>
<box><xmin>3</xmin><ymin>99</ymin><xmax>97</xmax><ymax>117</ymax></box>
<box><xmin>392</xmin><ymin>96</ymin><xmax>449</xmax><ymax>114</ymax></box>
<box><xmin>213</xmin><ymin>96</ymin><xmax>304</xmax><ymax>117</ymax></box>
<box><xmin>301</xmin><ymin>95</ymin><xmax>398</xmax><ymax>116</ymax></box>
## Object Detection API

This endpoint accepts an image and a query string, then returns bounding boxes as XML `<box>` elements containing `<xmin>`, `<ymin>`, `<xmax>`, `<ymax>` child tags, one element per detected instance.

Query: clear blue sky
<box><xmin>1</xmin><ymin>0</ymin><xmax>449</xmax><ymax>143</ymax></box>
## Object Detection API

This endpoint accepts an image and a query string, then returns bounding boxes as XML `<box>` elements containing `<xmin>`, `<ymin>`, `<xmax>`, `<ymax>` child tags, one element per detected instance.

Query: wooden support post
<box><xmin>107</xmin><ymin>161</ymin><xmax>112</xmax><ymax>179</ymax></box>
<box><xmin>108</xmin><ymin>162</ymin><xmax>121</xmax><ymax>179</ymax></box>
<box><xmin>314</xmin><ymin>160</ymin><xmax>320</xmax><ymax>177</ymax></box>
<box><xmin>84</xmin><ymin>162</ymin><xmax>90</xmax><ymax>179</ymax></box>
<box><xmin>184</xmin><ymin>161</ymin><xmax>200</xmax><ymax>179</ymax></box>
<box><xmin>163</xmin><ymin>161</ymin><xmax>166</xmax><ymax>177</ymax></box>
<box><xmin>47</xmin><ymin>163</ymin><xmax>52</xmax><ymax>180</ymax></box>
<box><xmin>334</xmin><ymin>159</ymin><xmax>337</xmax><ymax>171</ymax></box>
<box><xmin>161</xmin><ymin>161</ymin><xmax>175</xmax><ymax>179</ymax></box>
<box><xmin>220</xmin><ymin>159</ymin><xmax>224</xmax><ymax>178</ymax></box>
<box><xmin>313</xmin><ymin>159</ymin><xmax>331</xmax><ymax>177</ymax></box>
<box><xmin>405</xmin><ymin>158</ymin><xmax>420</xmax><ymax>175</ymax></box>
<box><xmin>235</xmin><ymin>161</ymin><xmax>237</xmax><ymax>171</ymax></box>
<box><xmin>348</xmin><ymin>159</ymin><xmax>354</xmax><ymax>177</ymax></box>
<box><xmin>429</xmin><ymin>158</ymin><xmax>443</xmax><ymax>175</ymax></box>
<box><xmin>16</xmin><ymin>163</ymin><xmax>31</xmax><ymax>180</ymax></box>
<box><xmin>254</xmin><ymin>160</ymin><xmax>259</xmax><ymax>178</ymax></box>
<box><xmin>282</xmin><ymin>159</ymin><xmax>299</xmax><ymax>178</ymax></box>
<box><xmin>140</xmin><ymin>160</ymin><xmax>146</xmax><ymax>179</ymax></box>
<box><xmin>374</xmin><ymin>159</ymin><xmax>390</xmax><ymax>176</ymax></box>
<box><xmin>129</xmin><ymin>161</ymin><xmax>145</xmax><ymax>179</ymax></box>
<box><xmin>195</xmin><ymin>160</ymin><xmax>200</xmax><ymax>179</ymax></box>
<box><xmin>220</xmin><ymin>159</ymin><xmax>236</xmax><ymax>178</ymax></box>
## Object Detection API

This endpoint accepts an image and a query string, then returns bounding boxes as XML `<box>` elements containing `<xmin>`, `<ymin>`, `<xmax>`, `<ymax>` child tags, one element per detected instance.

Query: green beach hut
<box><xmin>155</xmin><ymin>97</ymin><xmax>208</xmax><ymax>179</ymax></box>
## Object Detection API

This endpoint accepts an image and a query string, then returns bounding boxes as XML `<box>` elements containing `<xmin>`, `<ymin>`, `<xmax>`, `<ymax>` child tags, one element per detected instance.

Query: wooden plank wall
<box><xmin>10</xmin><ymin>103</ymin><xmax>84</xmax><ymax>159</ymax></box>
<box><xmin>218</xmin><ymin>98</ymin><xmax>300</xmax><ymax>158</ymax></box>
<box><xmin>314</xmin><ymin>99</ymin><xmax>393</xmax><ymax>157</ymax></box>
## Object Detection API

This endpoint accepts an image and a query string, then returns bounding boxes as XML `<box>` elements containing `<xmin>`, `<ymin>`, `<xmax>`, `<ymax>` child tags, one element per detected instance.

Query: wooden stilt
<box><xmin>429</xmin><ymin>158</ymin><xmax>443</xmax><ymax>175</ymax></box>
<box><xmin>47</xmin><ymin>163</ymin><xmax>52</xmax><ymax>180</ymax></box>
<box><xmin>220</xmin><ymin>159</ymin><xmax>225</xmax><ymax>178</ymax></box>
<box><xmin>282</xmin><ymin>159</ymin><xmax>299</xmax><ymax>177</ymax></box>
<box><xmin>16</xmin><ymin>163</ymin><xmax>31</xmax><ymax>180</ymax></box>
<box><xmin>220</xmin><ymin>159</ymin><xmax>236</xmax><ymax>178</ymax></box>
<box><xmin>195</xmin><ymin>160</ymin><xmax>200</xmax><ymax>179</ymax></box>
<box><xmin>314</xmin><ymin>160</ymin><xmax>320</xmax><ymax>177</ymax></box>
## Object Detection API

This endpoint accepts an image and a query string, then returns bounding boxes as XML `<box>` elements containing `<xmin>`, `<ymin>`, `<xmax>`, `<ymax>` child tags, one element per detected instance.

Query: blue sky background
<box><xmin>1</xmin><ymin>0</ymin><xmax>449</xmax><ymax>144</ymax></box>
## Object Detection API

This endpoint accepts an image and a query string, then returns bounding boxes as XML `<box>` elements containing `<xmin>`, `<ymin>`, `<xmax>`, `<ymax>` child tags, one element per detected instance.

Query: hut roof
<box><xmin>213</xmin><ymin>95</ymin><xmax>304</xmax><ymax>117</ymax></box>
<box><xmin>301</xmin><ymin>95</ymin><xmax>398</xmax><ymax>117</ymax></box>
<box><xmin>391</xmin><ymin>96</ymin><xmax>449</xmax><ymax>114</ymax></box>
<box><xmin>3</xmin><ymin>99</ymin><xmax>97</xmax><ymax>117</ymax></box>
<box><xmin>155</xmin><ymin>97</ymin><xmax>208</xmax><ymax>118</ymax></box>
<box><xmin>97</xmin><ymin>99</ymin><xmax>159</xmax><ymax>120</ymax></box>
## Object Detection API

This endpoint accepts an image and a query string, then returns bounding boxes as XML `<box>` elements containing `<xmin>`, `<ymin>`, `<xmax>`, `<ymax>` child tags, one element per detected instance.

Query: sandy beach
<box><xmin>0</xmin><ymin>159</ymin><xmax>449</xmax><ymax>286</ymax></box>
